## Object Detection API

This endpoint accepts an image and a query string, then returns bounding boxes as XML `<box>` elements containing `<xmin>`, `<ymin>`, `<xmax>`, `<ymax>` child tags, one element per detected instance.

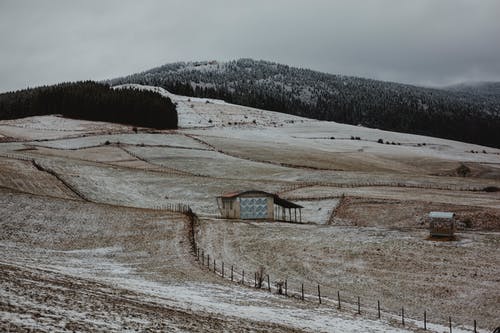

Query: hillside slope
<box><xmin>110</xmin><ymin>59</ymin><xmax>500</xmax><ymax>148</ymax></box>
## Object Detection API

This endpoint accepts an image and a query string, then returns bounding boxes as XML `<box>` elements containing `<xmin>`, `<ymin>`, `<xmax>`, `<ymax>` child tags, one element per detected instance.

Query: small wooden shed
<box><xmin>216</xmin><ymin>190</ymin><xmax>303</xmax><ymax>222</ymax></box>
<box><xmin>428</xmin><ymin>211</ymin><xmax>456</xmax><ymax>237</ymax></box>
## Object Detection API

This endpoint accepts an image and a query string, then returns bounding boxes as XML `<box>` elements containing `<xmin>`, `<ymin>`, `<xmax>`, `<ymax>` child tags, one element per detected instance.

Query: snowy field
<box><xmin>1</xmin><ymin>85</ymin><xmax>499</xmax><ymax>332</ymax></box>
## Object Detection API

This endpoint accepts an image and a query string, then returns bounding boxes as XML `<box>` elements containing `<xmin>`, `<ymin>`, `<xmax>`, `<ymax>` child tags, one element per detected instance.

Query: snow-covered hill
<box><xmin>110</xmin><ymin>59</ymin><xmax>500</xmax><ymax>148</ymax></box>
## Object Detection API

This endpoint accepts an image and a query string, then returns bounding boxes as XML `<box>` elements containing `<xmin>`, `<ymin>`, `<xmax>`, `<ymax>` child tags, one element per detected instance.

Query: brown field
<box><xmin>1</xmin><ymin>94</ymin><xmax>499</xmax><ymax>332</ymax></box>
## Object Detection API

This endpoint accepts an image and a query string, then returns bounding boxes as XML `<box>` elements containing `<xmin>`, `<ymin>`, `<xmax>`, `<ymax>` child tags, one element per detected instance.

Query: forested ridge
<box><xmin>111</xmin><ymin>59</ymin><xmax>500</xmax><ymax>148</ymax></box>
<box><xmin>0</xmin><ymin>81</ymin><xmax>177</xmax><ymax>129</ymax></box>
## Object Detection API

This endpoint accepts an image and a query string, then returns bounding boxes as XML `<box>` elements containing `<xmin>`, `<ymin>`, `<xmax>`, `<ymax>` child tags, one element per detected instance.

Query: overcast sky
<box><xmin>1</xmin><ymin>0</ymin><xmax>499</xmax><ymax>92</ymax></box>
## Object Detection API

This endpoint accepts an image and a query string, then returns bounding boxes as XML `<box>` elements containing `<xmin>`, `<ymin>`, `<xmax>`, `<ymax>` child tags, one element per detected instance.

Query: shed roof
<box><xmin>429</xmin><ymin>211</ymin><xmax>455</xmax><ymax>219</ymax></box>
<box><xmin>218</xmin><ymin>190</ymin><xmax>303</xmax><ymax>209</ymax></box>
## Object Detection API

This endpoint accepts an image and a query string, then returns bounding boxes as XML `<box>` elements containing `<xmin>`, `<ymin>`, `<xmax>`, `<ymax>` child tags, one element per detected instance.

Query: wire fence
<box><xmin>186</xmin><ymin>210</ymin><xmax>489</xmax><ymax>333</ymax></box>
<box><xmin>278</xmin><ymin>180</ymin><xmax>489</xmax><ymax>194</ymax></box>
<box><xmin>192</xmin><ymin>246</ymin><xmax>488</xmax><ymax>333</ymax></box>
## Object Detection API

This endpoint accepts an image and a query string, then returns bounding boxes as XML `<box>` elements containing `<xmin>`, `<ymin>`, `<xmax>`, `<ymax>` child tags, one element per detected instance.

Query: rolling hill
<box><xmin>110</xmin><ymin>59</ymin><xmax>500</xmax><ymax>148</ymax></box>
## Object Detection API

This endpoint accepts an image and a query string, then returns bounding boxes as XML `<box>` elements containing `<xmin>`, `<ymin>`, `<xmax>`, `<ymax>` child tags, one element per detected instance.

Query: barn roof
<box><xmin>218</xmin><ymin>190</ymin><xmax>303</xmax><ymax>209</ymax></box>
<box><xmin>429</xmin><ymin>211</ymin><xmax>455</xmax><ymax>219</ymax></box>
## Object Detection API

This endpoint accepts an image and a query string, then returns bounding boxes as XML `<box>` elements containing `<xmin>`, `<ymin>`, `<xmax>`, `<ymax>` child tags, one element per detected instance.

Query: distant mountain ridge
<box><xmin>110</xmin><ymin>59</ymin><xmax>500</xmax><ymax>148</ymax></box>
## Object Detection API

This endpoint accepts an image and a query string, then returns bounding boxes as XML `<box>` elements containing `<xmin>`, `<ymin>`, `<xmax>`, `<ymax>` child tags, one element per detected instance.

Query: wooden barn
<box><xmin>216</xmin><ymin>190</ymin><xmax>303</xmax><ymax>222</ymax></box>
<box><xmin>428</xmin><ymin>211</ymin><xmax>456</xmax><ymax>237</ymax></box>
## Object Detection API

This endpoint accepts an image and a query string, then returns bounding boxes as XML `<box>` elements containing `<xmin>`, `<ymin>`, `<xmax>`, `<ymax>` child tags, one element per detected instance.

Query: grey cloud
<box><xmin>1</xmin><ymin>0</ymin><xmax>499</xmax><ymax>92</ymax></box>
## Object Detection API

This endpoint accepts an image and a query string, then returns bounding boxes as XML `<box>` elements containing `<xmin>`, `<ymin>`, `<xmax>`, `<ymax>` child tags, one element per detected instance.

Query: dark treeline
<box><xmin>0</xmin><ymin>81</ymin><xmax>177</xmax><ymax>129</ymax></box>
<box><xmin>111</xmin><ymin>59</ymin><xmax>500</xmax><ymax>148</ymax></box>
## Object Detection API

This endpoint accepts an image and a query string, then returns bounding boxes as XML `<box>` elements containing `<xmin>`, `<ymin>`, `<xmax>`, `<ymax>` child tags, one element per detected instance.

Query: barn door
<box><xmin>240</xmin><ymin>197</ymin><xmax>267</xmax><ymax>219</ymax></box>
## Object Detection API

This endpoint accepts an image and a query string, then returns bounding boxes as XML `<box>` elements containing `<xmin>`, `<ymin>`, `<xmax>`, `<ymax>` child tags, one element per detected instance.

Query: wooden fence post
<box><xmin>424</xmin><ymin>310</ymin><xmax>426</xmax><ymax>330</ymax></box>
<box><xmin>222</xmin><ymin>262</ymin><xmax>224</xmax><ymax>278</ymax></box>
<box><xmin>254</xmin><ymin>272</ymin><xmax>257</xmax><ymax>287</ymax></box>
<box><xmin>213</xmin><ymin>259</ymin><xmax>216</xmax><ymax>273</ymax></box>
<box><xmin>449</xmin><ymin>316</ymin><xmax>452</xmax><ymax>333</ymax></box>
<box><xmin>231</xmin><ymin>265</ymin><xmax>233</xmax><ymax>282</ymax></box>
<box><xmin>401</xmin><ymin>307</ymin><xmax>405</xmax><ymax>326</ymax></box>
<box><xmin>285</xmin><ymin>279</ymin><xmax>287</xmax><ymax>296</ymax></box>
<box><xmin>473</xmin><ymin>320</ymin><xmax>476</xmax><ymax>333</ymax></box>
<box><xmin>337</xmin><ymin>291</ymin><xmax>341</xmax><ymax>309</ymax></box>
<box><xmin>301</xmin><ymin>283</ymin><xmax>304</xmax><ymax>301</ymax></box>
<box><xmin>207</xmin><ymin>254</ymin><xmax>210</xmax><ymax>268</ymax></box>
<box><xmin>318</xmin><ymin>285</ymin><xmax>321</xmax><ymax>304</ymax></box>
<box><xmin>242</xmin><ymin>270</ymin><xmax>244</xmax><ymax>285</ymax></box>
<box><xmin>357</xmin><ymin>297</ymin><xmax>361</xmax><ymax>315</ymax></box>
<box><xmin>377</xmin><ymin>300</ymin><xmax>380</xmax><ymax>319</ymax></box>
<box><xmin>267</xmin><ymin>275</ymin><xmax>271</xmax><ymax>292</ymax></box>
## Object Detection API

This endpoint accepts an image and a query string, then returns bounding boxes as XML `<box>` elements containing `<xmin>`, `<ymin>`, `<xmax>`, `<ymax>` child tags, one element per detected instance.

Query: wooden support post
<box><xmin>267</xmin><ymin>275</ymin><xmax>271</xmax><ymax>292</ymax></box>
<box><xmin>299</xmin><ymin>208</ymin><xmax>302</xmax><ymax>222</ymax></box>
<box><xmin>401</xmin><ymin>307</ymin><xmax>405</xmax><ymax>326</ymax></box>
<box><xmin>337</xmin><ymin>291</ymin><xmax>341</xmax><ymax>309</ymax></box>
<box><xmin>357</xmin><ymin>297</ymin><xmax>361</xmax><ymax>315</ymax></box>
<box><xmin>231</xmin><ymin>265</ymin><xmax>233</xmax><ymax>282</ymax></box>
<box><xmin>317</xmin><ymin>285</ymin><xmax>321</xmax><ymax>304</ymax></box>
<box><xmin>285</xmin><ymin>279</ymin><xmax>287</xmax><ymax>296</ymax></box>
<box><xmin>202</xmin><ymin>250</ymin><xmax>204</xmax><ymax>265</ymax></box>
<box><xmin>301</xmin><ymin>283</ymin><xmax>304</xmax><ymax>301</ymax></box>
<box><xmin>294</xmin><ymin>208</ymin><xmax>297</xmax><ymax>222</ymax></box>
<box><xmin>424</xmin><ymin>310</ymin><xmax>426</xmax><ymax>330</ymax></box>
<box><xmin>207</xmin><ymin>254</ymin><xmax>210</xmax><ymax>268</ymax></box>
<box><xmin>377</xmin><ymin>300</ymin><xmax>380</xmax><ymax>319</ymax></box>
<box><xmin>254</xmin><ymin>272</ymin><xmax>257</xmax><ymax>287</ymax></box>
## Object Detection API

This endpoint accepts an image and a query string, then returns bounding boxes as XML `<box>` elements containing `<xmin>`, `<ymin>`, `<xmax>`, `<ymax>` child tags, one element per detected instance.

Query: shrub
<box><xmin>456</xmin><ymin>163</ymin><xmax>471</xmax><ymax>177</ymax></box>
<box><xmin>483</xmin><ymin>186</ymin><xmax>500</xmax><ymax>192</ymax></box>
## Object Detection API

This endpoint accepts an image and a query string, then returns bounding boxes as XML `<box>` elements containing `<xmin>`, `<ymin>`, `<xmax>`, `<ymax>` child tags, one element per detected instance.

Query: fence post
<box><xmin>449</xmin><ymin>316</ymin><xmax>452</xmax><ymax>333</ymax></box>
<box><xmin>473</xmin><ymin>320</ymin><xmax>476</xmax><ymax>333</ymax></box>
<box><xmin>207</xmin><ymin>254</ymin><xmax>210</xmax><ymax>268</ymax></box>
<box><xmin>337</xmin><ymin>291</ymin><xmax>341</xmax><ymax>309</ymax></box>
<box><xmin>201</xmin><ymin>250</ymin><xmax>204</xmax><ymax>265</ymax></box>
<box><xmin>267</xmin><ymin>275</ymin><xmax>271</xmax><ymax>292</ymax></box>
<box><xmin>318</xmin><ymin>285</ymin><xmax>321</xmax><ymax>304</ymax></box>
<box><xmin>424</xmin><ymin>310</ymin><xmax>426</xmax><ymax>330</ymax></box>
<box><xmin>357</xmin><ymin>297</ymin><xmax>361</xmax><ymax>315</ymax></box>
<box><xmin>401</xmin><ymin>307</ymin><xmax>405</xmax><ymax>326</ymax></box>
<box><xmin>377</xmin><ymin>300</ymin><xmax>380</xmax><ymax>319</ymax></box>
<box><xmin>231</xmin><ymin>265</ymin><xmax>233</xmax><ymax>282</ymax></box>
<box><xmin>254</xmin><ymin>272</ymin><xmax>257</xmax><ymax>288</ymax></box>
<box><xmin>242</xmin><ymin>270</ymin><xmax>244</xmax><ymax>285</ymax></box>
<box><xmin>213</xmin><ymin>259</ymin><xmax>216</xmax><ymax>273</ymax></box>
<box><xmin>301</xmin><ymin>283</ymin><xmax>304</xmax><ymax>301</ymax></box>
<box><xmin>285</xmin><ymin>279</ymin><xmax>287</xmax><ymax>296</ymax></box>
<box><xmin>222</xmin><ymin>262</ymin><xmax>224</xmax><ymax>278</ymax></box>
